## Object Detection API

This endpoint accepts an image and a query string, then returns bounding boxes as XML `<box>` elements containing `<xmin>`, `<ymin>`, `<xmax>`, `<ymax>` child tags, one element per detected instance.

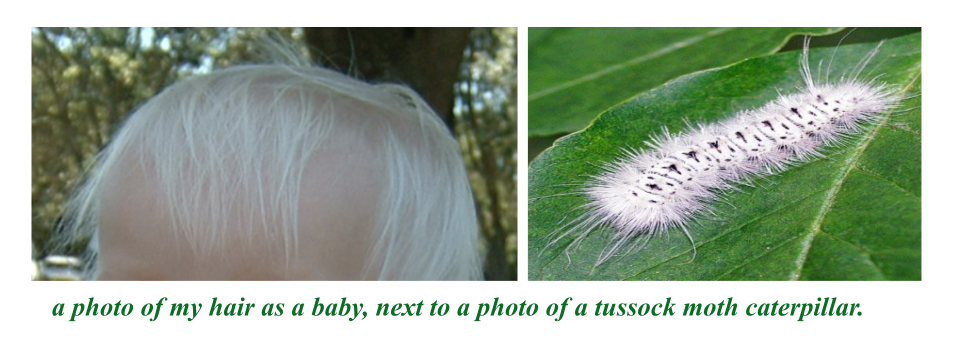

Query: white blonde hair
<box><xmin>60</xmin><ymin>64</ymin><xmax>482</xmax><ymax>280</ymax></box>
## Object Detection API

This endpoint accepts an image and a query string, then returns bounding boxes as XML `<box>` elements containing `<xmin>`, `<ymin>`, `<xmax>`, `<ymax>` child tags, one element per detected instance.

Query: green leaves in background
<box><xmin>528</xmin><ymin>33</ymin><xmax>921</xmax><ymax>281</ymax></box>
<box><xmin>529</xmin><ymin>27</ymin><xmax>842</xmax><ymax>137</ymax></box>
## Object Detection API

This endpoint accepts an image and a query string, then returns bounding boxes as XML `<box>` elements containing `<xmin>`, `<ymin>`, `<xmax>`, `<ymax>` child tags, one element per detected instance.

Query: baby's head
<box><xmin>60</xmin><ymin>65</ymin><xmax>482</xmax><ymax>280</ymax></box>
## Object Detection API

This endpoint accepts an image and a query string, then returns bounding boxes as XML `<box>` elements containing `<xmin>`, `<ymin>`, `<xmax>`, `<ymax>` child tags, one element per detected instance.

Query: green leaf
<box><xmin>529</xmin><ymin>27</ymin><xmax>843</xmax><ymax>137</ymax></box>
<box><xmin>528</xmin><ymin>33</ymin><xmax>921</xmax><ymax>281</ymax></box>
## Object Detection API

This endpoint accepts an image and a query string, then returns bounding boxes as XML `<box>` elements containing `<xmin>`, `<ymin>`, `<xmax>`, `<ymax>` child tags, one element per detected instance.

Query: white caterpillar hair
<box><xmin>59</xmin><ymin>62</ymin><xmax>482</xmax><ymax>280</ymax></box>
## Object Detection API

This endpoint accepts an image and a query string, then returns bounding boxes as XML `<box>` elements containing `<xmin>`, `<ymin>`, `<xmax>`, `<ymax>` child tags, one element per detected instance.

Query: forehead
<box><xmin>94</xmin><ymin>67</ymin><xmax>413</xmax><ymax>280</ymax></box>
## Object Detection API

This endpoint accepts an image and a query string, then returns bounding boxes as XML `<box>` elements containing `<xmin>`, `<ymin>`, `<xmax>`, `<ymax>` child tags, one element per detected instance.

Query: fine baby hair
<box><xmin>58</xmin><ymin>57</ymin><xmax>482</xmax><ymax>280</ymax></box>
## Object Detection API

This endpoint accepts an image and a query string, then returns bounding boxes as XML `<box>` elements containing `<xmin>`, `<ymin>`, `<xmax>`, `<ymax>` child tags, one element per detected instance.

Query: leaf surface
<box><xmin>529</xmin><ymin>27</ymin><xmax>843</xmax><ymax>137</ymax></box>
<box><xmin>528</xmin><ymin>33</ymin><xmax>922</xmax><ymax>281</ymax></box>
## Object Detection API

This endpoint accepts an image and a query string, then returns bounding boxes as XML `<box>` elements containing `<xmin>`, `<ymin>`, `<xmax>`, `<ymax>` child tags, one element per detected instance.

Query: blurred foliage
<box><xmin>32</xmin><ymin>27</ymin><xmax>517</xmax><ymax>280</ymax></box>
<box><xmin>455</xmin><ymin>28</ymin><xmax>518</xmax><ymax>280</ymax></box>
